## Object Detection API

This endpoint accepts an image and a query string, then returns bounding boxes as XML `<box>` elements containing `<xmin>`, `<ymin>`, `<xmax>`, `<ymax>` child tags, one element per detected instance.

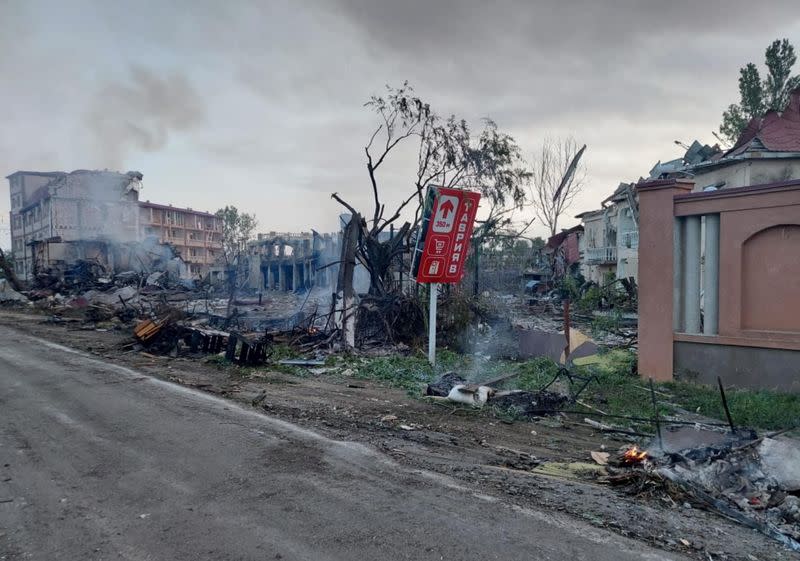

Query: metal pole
<box><xmin>428</xmin><ymin>283</ymin><xmax>438</xmax><ymax>365</ymax></box>
<box><xmin>473</xmin><ymin>242</ymin><xmax>480</xmax><ymax>297</ymax></box>
<box><xmin>717</xmin><ymin>376</ymin><xmax>736</xmax><ymax>433</ymax></box>
<box><xmin>563</xmin><ymin>298</ymin><xmax>571</xmax><ymax>363</ymax></box>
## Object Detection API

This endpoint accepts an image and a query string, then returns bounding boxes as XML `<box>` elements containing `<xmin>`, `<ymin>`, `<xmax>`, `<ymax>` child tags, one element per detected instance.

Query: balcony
<box><xmin>586</xmin><ymin>247</ymin><xmax>617</xmax><ymax>264</ymax></box>
<box><xmin>621</xmin><ymin>230</ymin><xmax>639</xmax><ymax>250</ymax></box>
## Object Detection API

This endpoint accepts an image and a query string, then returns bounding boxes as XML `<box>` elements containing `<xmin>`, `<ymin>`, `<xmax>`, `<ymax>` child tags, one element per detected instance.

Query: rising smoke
<box><xmin>85</xmin><ymin>65</ymin><xmax>205</xmax><ymax>169</ymax></box>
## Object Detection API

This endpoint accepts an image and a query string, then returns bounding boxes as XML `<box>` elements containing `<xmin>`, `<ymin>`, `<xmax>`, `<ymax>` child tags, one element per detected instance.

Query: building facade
<box><xmin>7</xmin><ymin>169</ymin><xmax>224</xmax><ymax>280</ymax></box>
<box><xmin>685</xmin><ymin>91</ymin><xmax>800</xmax><ymax>192</ymax></box>
<box><xmin>7</xmin><ymin>169</ymin><xmax>142</xmax><ymax>279</ymax></box>
<box><xmin>577</xmin><ymin>183</ymin><xmax>639</xmax><ymax>283</ymax></box>
<box><xmin>246</xmin><ymin>231</ymin><xmax>339</xmax><ymax>292</ymax></box>
<box><xmin>138</xmin><ymin>201</ymin><xmax>223</xmax><ymax>276</ymax></box>
<box><xmin>578</xmin><ymin>87</ymin><xmax>800</xmax><ymax>286</ymax></box>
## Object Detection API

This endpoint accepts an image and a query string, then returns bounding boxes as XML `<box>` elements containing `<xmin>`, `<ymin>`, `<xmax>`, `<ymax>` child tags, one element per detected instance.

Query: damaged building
<box><xmin>636</xmin><ymin>88</ymin><xmax>800</xmax><ymax>390</ymax></box>
<box><xmin>139</xmin><ymin>201</ymin><xmax>223</xmax><ymax>277</ymax></box>
<box><xmin>6</xmin><ymin>169</ymin><xmax>224</xmax><ymax>282</ymax></box>
<box><xmin>577</xmin><ymin>86</ymin><xmax>800</xmax><ymax>285</ymax></box>
<box><xmin>7</xmin><ymin>169</ymin><xmax>143</xmax><ymax>279</ymax></box>
<box><xmin>246</xmin><ymin>231</ymin><xmax>340</xmax><ymax>292</ymax></box>
<box><xmin>577</xmin><ymin>182</ymin><xmax>639</xmax><ymax>284</ymax></box>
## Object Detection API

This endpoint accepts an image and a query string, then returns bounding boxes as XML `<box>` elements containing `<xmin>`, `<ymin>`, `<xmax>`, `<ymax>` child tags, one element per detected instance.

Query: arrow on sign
<box><xmin>439</xmin><ymin>199</ymin><xmax>455</xmax><ymax>219</ymax></box>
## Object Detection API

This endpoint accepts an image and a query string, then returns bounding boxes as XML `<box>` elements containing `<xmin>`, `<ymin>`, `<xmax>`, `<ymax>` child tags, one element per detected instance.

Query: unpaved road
<box><xmin>0</xmin><ymin>324</ymin><xmax>687</xmax><ymax>560</ymax></box>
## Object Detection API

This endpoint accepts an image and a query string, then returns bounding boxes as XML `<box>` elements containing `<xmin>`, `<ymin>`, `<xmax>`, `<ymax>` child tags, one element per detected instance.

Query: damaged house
<box><xmin>575</xmin><ymin>143</ymin><xmax>722</xmax><ymax>285</ymax></box>
<box><xmin>576</xmin><ymin>182</ymin><xmax>639</xmax><ymax>284</ymax></box>
<box><xmin>578</xmin><ymin>87</ymin><xmax>800</xmax><ymax>285</ymax></box>
<box><xmin>544</xmin><ymin>224</ymin><xmax>583</xmax><ymax>279</ymax></box>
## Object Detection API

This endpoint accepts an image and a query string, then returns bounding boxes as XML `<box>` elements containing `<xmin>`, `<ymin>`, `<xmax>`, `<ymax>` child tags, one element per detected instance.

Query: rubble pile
<box><xmin>0</xmin><ymin>279</ymin><xmax>29</xmax><ymax>304</ymax></box>
<box><xmin>606</xmin><ymin>427</ymin><xmax>800</xmax><ymax>552</ymax></box>
<box><xmin>0</xmin><ymin>235</ymin><xmax>341</xmax><ymax>362</ymax></box>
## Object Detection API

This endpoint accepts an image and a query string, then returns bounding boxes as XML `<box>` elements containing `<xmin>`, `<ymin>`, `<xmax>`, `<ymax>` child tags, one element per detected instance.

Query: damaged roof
<box><xmin>649</xmin><ymin>142</ymin><xmax>723</xmax><ymax>180</ymax></box>
<box><xmin>546</xmin><ymin>224</ymin><xmax>583</xmax><ymax>249</ymax></box>
<box><xmin>724</xmin><ymin>87</ymin><xmax>800</xmax><ymax>157</ymax></box>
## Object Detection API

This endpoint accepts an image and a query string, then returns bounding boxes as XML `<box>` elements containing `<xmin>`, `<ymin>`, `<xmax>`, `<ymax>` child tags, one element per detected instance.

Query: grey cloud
<box><xmin>2</xmin><ymin>0</ymin><xmax>800</xmax><ymax>240</ymax></box>
<box><xmin>329</xmin><ymin>0</ymin><xmax>800</xmax><ymax>54</ymax></box>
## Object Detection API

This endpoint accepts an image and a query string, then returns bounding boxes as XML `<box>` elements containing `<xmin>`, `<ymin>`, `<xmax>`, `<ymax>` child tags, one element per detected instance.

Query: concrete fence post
<box><xmin>636</xmin><ymin>179</ymin><xmax>695</xmax><ymax>381</ymax></box>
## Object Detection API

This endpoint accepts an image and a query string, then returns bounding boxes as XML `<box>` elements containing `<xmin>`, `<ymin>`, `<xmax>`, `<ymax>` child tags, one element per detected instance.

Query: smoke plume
<box><xmin>85</xmin><ymin>65</ymin><xmax>205</xmax><ymax>168</ymax></box>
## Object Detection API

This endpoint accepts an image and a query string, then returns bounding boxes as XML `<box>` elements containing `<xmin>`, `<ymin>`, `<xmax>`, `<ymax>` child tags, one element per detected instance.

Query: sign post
<box><xmin>412</xmin><ymin>186</ymin><xmax>481</xmax><ymax>365</ymax></box>
<box><xmin>428</xmin><ymin>283</ymin><xmax>438</xmax><ymax>365</ymax></box>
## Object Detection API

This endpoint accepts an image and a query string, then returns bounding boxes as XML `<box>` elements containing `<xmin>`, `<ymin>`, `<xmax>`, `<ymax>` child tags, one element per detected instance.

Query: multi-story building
<box><xmin>138</xmin><ymin>201</ymin><xmax>223</xmax><ymax>276</ymax></box>
<box><xmin>7</xmin><ymin>169</ymin><xmax>142</xmax><ymax>279</ymax></box>
<box><xmin>577</xmin><ymin>182</ymin><xmax>639</xmax><ymax>284</ymax></box>
<box><xmin>6</xmin><ymin>169</ymin><xmax>224</xmax><ymax>279</ymax></box>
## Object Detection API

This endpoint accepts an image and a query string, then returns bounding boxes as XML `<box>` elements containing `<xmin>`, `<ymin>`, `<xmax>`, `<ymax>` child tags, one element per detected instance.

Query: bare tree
<box><xmin>332</xmin><ymin>82</ymin><xmax>530</xmax><ymax>296</ymax></box>
<box><xmin>529</xmin><ymin>137</ymin><xmax>587</xmax><ymax>238</ymax></box>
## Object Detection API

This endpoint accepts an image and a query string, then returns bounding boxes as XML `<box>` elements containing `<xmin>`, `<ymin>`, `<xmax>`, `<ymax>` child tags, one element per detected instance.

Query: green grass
<box><xmin>351</xmin><ymin>350</ymin><xmax>461</xmax><ymax>393</ymax></box>
<box><xmin>570</xmin><ymin>349</ymin><xmax>800</xmax><ymax>431</ymax></box>
<box><xmin>240</xmin><ymin>341</ymin><xmax>800</xmax><ymax>431</ymax></box>
<box><xmin>665</xmin><ymin>383</ymin><xmax>800</xmax><ymax>431</ymax></box>
<box><xmin>574</xmin><ymin>350</ymin><xmax>670</xmax><ymax>425</ymax></box>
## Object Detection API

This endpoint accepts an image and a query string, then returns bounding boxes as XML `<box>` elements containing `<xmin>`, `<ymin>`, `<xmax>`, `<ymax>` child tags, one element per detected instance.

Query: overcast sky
<box><xmin>2</xmin><ymin>0</ymin><xmax>799</xmax><ymax>244</ymax></box>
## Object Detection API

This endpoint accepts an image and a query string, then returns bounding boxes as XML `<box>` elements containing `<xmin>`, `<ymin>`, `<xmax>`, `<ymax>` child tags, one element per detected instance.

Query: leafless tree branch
<box><xmin>529</xmin><ymin>136</ymin><xmax>587</xmax><ymax>238</ymax></box>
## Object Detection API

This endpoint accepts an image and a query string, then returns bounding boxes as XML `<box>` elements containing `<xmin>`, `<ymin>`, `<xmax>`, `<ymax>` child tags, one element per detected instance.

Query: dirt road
<box><xmin>0</xmin><ymin>323</ymin><xmax>689</xmax><ymax>560</ymax></box>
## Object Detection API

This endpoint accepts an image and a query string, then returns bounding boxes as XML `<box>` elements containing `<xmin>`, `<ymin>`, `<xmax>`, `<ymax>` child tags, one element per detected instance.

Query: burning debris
<box><xmin>596</xmin><ymin>427</ymin><xmax>800</xmax><ymax>552</ymax></box>
<box><xmin>422</xmin><ymin>364</ymin><xmax>800</xmax><ymax>553</ymax></box>
<box><xmin>621</xmin><ymin>445</ymin><xmax>648</xmax><ymax>465</ymax></box>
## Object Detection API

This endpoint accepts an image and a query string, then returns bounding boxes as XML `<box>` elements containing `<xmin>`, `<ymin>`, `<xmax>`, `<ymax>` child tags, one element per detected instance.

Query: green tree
<box><xmin>215</xmin><ymin>206</ymin><xmax>257</xmax><ymax>313</ymax></box>
<box><xmin>720</xmin><ymin>39</ymin><xmax>800</xmax><ymax>144</ymax></box>
<box><xmin>215</xmin><ymin>205</ymin><xmax>258</xmax><ymax>266</ymax></box>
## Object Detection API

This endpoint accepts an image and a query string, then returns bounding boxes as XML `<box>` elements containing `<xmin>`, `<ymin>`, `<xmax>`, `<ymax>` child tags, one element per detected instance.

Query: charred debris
<box><xmin>422</xmin><ymin>366</ymin><xmax>800</xmax><ymax>551</ymax></box>
<box><xmin>1</xmin><ymin>211</ymin><xmax>798</xmax><ymax>553</ymax></box>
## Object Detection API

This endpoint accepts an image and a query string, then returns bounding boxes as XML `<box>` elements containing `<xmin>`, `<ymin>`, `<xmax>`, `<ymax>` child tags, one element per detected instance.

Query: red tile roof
<box><xmin>546</xmin><ymin>224</ymin><xmax>583</xmax><ymax>250</ymax></box>
<box><xmin>726</xmin><ymin>87</ymin><xmax>800</xmax><ymax>157</ymax></box>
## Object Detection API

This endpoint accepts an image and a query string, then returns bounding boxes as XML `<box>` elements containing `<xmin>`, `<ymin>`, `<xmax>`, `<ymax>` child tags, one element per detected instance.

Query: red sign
<box><xmin>414</xmin><ymin>187</ymin><xmax>481</xmax><ymax>284</ymax></box>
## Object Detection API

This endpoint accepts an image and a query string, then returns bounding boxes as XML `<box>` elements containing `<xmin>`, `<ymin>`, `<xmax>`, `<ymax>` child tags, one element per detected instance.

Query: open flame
<box><xmin>622</xmin><ymin>445</ymin><xmax>648</xmax><ymax>465</ymax></box>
